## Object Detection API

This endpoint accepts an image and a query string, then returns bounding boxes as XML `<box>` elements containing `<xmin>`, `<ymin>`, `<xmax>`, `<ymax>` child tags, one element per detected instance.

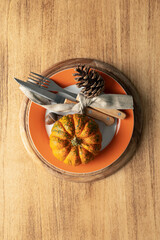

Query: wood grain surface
<box><xmin>0</xmin><ymin>0</ymin><xmax>160</xmax><ymax>239</ymax></box>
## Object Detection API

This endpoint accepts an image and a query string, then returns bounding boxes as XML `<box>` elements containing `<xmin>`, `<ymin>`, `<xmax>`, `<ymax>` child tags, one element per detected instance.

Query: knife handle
<box><xmin>90</xmin><ymin>107</ymin><xmax>126</xmax><ymax>119</ymax></box>
<box><xmin>64</xmin><ymin>99</ymin><xmax>115</xmax><ymax>126</ymax></box>
<box><xmin>76</xmin><ymin>95</ymin><xmax>126</xmax><ymax>119</ymax></box>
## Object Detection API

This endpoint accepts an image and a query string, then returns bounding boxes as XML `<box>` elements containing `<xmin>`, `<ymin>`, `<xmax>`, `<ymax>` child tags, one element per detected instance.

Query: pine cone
<box><xmin>73</xmin><ymin>65</ymin><xmax>105</xmax><ymax>98</ymax></box>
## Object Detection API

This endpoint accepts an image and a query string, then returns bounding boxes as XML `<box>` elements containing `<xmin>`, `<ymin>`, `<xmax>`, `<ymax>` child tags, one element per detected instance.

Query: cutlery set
<box><xmin>14</xmin><ymin>72</ymin><xmax>126</xmax><ymax>126</ymax></box>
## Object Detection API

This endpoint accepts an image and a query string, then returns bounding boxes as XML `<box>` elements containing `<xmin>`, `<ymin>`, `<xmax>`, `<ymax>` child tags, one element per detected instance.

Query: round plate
<box><xmin>20</xmin><ymin>59</ymin><xmax>143</xmax><ymax>182</ymax></box>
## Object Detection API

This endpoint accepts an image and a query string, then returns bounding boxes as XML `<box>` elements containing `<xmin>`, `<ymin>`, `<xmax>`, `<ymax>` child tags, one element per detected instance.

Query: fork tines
<box><xmin>28</xmin><ymin>72</ymin><xmax>50</xmax><ymax>86</ymax></box>
<box><xmin>30</xmin><ymin>72</ymin><xmax>51</xmax><ymax>82</ymax></box>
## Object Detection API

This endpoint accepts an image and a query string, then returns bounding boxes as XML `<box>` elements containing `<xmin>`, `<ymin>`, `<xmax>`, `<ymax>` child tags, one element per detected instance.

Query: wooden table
<box><xmin>0</xmin><ymin>0</ymin><xmax>160</xmax><ymax>239</ymax></box>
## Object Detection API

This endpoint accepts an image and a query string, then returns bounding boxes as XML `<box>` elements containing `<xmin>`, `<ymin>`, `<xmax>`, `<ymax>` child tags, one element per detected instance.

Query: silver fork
<box><xmin>28</xmin><ymin>72</ymin><xmax>77</xmax><ymax>99</ymax></box>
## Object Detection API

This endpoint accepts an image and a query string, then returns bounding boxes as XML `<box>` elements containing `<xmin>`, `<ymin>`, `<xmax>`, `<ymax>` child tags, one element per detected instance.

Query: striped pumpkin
<box><xmin>49</xmin><ymin>114</ymin><xmax>102</xmax><ymax>166</ymax></box>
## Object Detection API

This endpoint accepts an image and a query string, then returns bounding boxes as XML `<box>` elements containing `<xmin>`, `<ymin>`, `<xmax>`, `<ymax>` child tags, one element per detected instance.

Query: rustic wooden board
<box><xmin>1</xmin><ymin>0</ymin><xmax>160</xmax><ymax>239</ymax></box>
<box><xmin>20</xmin><ymin>59</ymin><xmax>143</xmax><ymax>182</ymax></box>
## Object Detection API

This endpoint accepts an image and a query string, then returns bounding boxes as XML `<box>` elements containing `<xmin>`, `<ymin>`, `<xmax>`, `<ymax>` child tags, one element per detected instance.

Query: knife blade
<box><xmin>14</xmin><ymin>78</ymin><xmax>75</xmax><ymax>103</ymax></box>
<box><xmin>15</xmin><ymin>78</ymin><xmax>115</xmax><ymax>125</ymax></box>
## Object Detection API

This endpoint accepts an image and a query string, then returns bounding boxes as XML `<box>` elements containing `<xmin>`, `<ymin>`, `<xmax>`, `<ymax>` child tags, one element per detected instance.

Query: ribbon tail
<box><xmin>89</xmin><ymin>94</ymin><xmax>134</xmax><ymax>109</ymax></box>
<box><xmin>20</xmin><ymin>86</ymin><xmax>83</xmax><ymax>114</ymax></box>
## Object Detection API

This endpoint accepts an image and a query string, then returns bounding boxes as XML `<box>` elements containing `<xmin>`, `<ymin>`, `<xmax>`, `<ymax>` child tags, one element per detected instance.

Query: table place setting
<box><xmin>14</xmin><ymin>59</ymin><xmax>142</xmax><ymax>182</ymax></box>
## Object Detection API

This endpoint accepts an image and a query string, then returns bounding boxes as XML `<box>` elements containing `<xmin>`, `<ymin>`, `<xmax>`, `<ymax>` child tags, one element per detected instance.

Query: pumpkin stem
<box><xmin>71</xmin><ymin>136</ymin><xmax>82</xmax><ymax>146</ymax></box>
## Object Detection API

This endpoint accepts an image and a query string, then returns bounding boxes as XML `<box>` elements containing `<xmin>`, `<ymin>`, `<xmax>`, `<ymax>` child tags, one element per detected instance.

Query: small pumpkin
<box><xmin>49</xmin><ymin>114</ymin><xmax>102</xmax><ymax>166</ymax></box>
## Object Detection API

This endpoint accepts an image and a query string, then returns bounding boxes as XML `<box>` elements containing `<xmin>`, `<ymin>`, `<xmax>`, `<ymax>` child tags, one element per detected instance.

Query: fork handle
<box><xmin>64</xmin><ymin>99</ymin><xmax>115</xmax><ymax>126</ymax></box>
<box><xmin>60</xmin><ymin>88</ymin><xmax>77</xmax><ymax>98</ymax></box>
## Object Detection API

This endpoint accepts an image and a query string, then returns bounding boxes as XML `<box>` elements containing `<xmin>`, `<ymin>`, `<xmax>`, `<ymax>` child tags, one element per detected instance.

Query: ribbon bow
<box><xmin>20</xmin><ymin>86</ymin><xmax>133</xmax><ymax>115</ymax></box>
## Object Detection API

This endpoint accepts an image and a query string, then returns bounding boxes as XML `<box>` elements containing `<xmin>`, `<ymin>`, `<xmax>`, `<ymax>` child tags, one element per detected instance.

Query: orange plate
<box><xmin>28</xmin><ymin>68</ymin><xmax>134</xmax><ymax>173</ymax></box>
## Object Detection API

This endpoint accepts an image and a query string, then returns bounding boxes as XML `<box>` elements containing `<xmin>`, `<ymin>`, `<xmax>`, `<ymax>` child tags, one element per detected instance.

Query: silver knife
<box><xmin>14</xmin><ymin>78</ymin><xmax>76</xmax><ymax>103</ymax></box>
<box><xmin>15</xmin><ymin>78</ymin><xmax>115</xmax><ymax>125</ymax></box>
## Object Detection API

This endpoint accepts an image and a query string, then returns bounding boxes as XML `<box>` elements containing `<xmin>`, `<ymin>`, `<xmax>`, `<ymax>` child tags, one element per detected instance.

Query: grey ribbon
<box><xmin>20</xmin><ymin>86</ymin><xmax>133</xmax><ymax>114</ymax></box>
